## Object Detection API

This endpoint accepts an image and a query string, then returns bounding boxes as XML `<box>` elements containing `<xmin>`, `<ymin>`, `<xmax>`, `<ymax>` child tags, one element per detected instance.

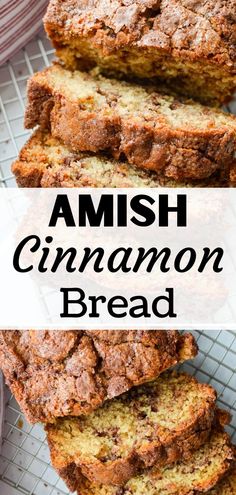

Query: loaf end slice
<box><xmin>12</xmin><ymin>130</ymin><xmax>231</xmax><ymax>188</ymax></box>
<box><xmin>24</xmin><ymin>64</ymin><xmax>236</xmax><ymax>182</ymax></box>
<box><xmin>71</xmin><ymin>428</ymin><xmax>235</xmax><ymax>495</ymax></box>
<box><xmin>44</xmin><ymin>0</ymin><xmax>236</xmax><ymax>106</ymax></box>
<box><xmin>46</xmin><ymin>372</ymin><xmax>218</xmax><ymax>487</ymax></box>
<box><xmin>0</xmin><ymin>330</ymin><xmax>197</xmax><ymax>423</ymax></box>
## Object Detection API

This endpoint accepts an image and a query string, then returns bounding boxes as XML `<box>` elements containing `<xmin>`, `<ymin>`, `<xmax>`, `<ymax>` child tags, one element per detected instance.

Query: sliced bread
<box><xmin>46</xmin><ymin>372</ymin><xmax>217</xmax><ymax>486</ymax></box>
<box><xmin>56</xmin><ymin>428</ymin><xmax>235</xmax><ymax>495</ymax></box>
<box><xmin>24</xmin><ymin>64</ymin><xmax>236</xmax><ymax>182</ymax></box>
<box><xmin>12</xmin><ymin>129</ymin><xmax>231</xmax><ymax>187</ymax></box>
<box><xmin>207</xmin><ymin>471</ymin><xmax>236</xmax><ymax>494</ymax></box>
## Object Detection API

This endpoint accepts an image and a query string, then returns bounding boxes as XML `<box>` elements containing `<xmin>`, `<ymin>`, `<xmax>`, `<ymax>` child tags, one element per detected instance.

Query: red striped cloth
<box><xmin>0</xmin><ymin>0</ymin><xmax>49</xmax><ymax>65</ymax></box>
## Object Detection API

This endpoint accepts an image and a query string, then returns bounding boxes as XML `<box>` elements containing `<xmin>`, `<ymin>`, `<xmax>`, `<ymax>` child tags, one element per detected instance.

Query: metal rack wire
<box><xmin>0</xmin><ymin>28</ymin><xmax>54</xmax><ymax>188</ymax></box>
<box><xmin>0</xmin><ymin>27</ymin><xmax>236</xmax><ymax>495</ymax></box>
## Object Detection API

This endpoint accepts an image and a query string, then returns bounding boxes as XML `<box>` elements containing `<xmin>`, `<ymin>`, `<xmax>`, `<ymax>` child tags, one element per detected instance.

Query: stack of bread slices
<box><xmin>12</xmin><ymin>0</ymin><xmax>236</xmax><ymax>187</ymax></box>
<box><xmin>0</xmin><ymin>330</ymin><xmax>235</xmax><ymax>494</ymax></box>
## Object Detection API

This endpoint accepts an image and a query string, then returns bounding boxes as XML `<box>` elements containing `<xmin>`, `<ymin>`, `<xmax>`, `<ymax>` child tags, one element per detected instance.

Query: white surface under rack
<box><xmin>0</xmin><ymin>28</ymin><xmax>236</xmax><ymax>495</ymax></box>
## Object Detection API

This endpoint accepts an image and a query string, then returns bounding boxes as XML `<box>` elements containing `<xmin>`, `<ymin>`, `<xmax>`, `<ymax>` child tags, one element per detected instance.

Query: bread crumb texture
<box><xmin>73</xmin><ymin>429</ymin><xmax>235</xmax><ymax>495</ymax></box>
<box><xmin>46</xmin><ymin>372</ymin><xmax>216</xmax><ymax>485</ymax></box>
<box><xmin>12</xmin><ymin>130</ymin><xmax>231</xmax><ymax>188</ymax></box>
<box><xmin>24</xmin><ymin>65</ymin><xmax>236</xmax><ymax>181</ymax></box>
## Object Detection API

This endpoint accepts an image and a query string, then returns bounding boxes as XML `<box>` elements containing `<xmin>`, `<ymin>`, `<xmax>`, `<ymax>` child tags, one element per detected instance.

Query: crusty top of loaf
<box><xmin>0</xmin><ymin>330</ymin><xmax>197</xmax><ymax>423</ymax></box>
<box><xmin>44</xmin><ymin>0</ymin><xmax>236</xmax><ymax>67</ymax></box>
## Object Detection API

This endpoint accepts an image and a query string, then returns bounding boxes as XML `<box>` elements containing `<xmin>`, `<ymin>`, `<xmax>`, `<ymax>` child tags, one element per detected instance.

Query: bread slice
<box><xmin>208</xmin><ymin>471</ymin><xmax>236</xmax><ymax>494</ymax></box>
<box><xmin>12</xmin><ymin>130</ymin><xmax>230</xmax><ymax>187</ymax></box>
<box><xmin>24</xmin><ymin>64</ymin><xmax>236</xmax><ymax>182</ymax></box>
<box><xmin>62</xmin><ymin>428</ymin><xmax>235</xmax><ymax>495</ymax></box>
<box><xmin>0</xmin><ymin>330</ymin><xmax>197</xmax><ymax>424</ymax></box>
<box><xmin>44</xmin><ymin>0</ymin><xmax>236</xmax><ymax>106</ymax></box>
<box><xmin>46</xmin><ymin>372</ymin><xmax>217</xmax><ymax>487</ymax></box>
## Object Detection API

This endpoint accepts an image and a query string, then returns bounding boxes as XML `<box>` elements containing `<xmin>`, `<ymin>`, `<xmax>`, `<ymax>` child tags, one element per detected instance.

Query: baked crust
<box><xmin>44</xmin><ymin>0</ymin><xmax>236</xmax><ymax>105</ymax></box>
<box><xmin>12</xmin><ymin>130</ymin><xmax>231</xmax><ymax>188</ymax></box>
<box><xmin>46</xmin><ymin>372</ymin><xmax>218</xmax><ymax>487</ymax></box>
<box><xmin>24</xmin><ymin>65</ymin><xmax>236</xmax><ymax>181</ymax></box>
<box><xmin>0</xmin><ymin>330</ymin><xmax>197</xmax><ymax>423</ymax></box>
<box><xmin>57</xmin><ymin>428</ymin><xmax>235</xmax><ymax>495</ymax></box>
<box><xmin>207</xmin><ymin>471</ymin><xmax>236</xmax><ymax>494</ymax></box>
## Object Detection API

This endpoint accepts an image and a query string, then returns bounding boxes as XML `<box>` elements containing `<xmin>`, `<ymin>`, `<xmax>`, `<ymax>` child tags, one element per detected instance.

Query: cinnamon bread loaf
<box><xmin>44</xmin><ymin>0</ymin><xmax>236</xmax><ymax>106</ymax></box>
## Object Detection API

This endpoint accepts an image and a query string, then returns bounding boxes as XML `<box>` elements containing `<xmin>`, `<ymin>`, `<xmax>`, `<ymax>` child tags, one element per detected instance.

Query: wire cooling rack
<box><xmin>0</xmin><ymin>28</ymin><xmax>55</xmax><ymax>187</ymax></box>
<box><xmin>0</xmin><ymin>330</ymin><xmax>235</xmax><ymax>495</ymax></box>
<box><xmin>0</xmin><ymin>26</ymin><xmax>236</xmax><ymax>495</ymax></box>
